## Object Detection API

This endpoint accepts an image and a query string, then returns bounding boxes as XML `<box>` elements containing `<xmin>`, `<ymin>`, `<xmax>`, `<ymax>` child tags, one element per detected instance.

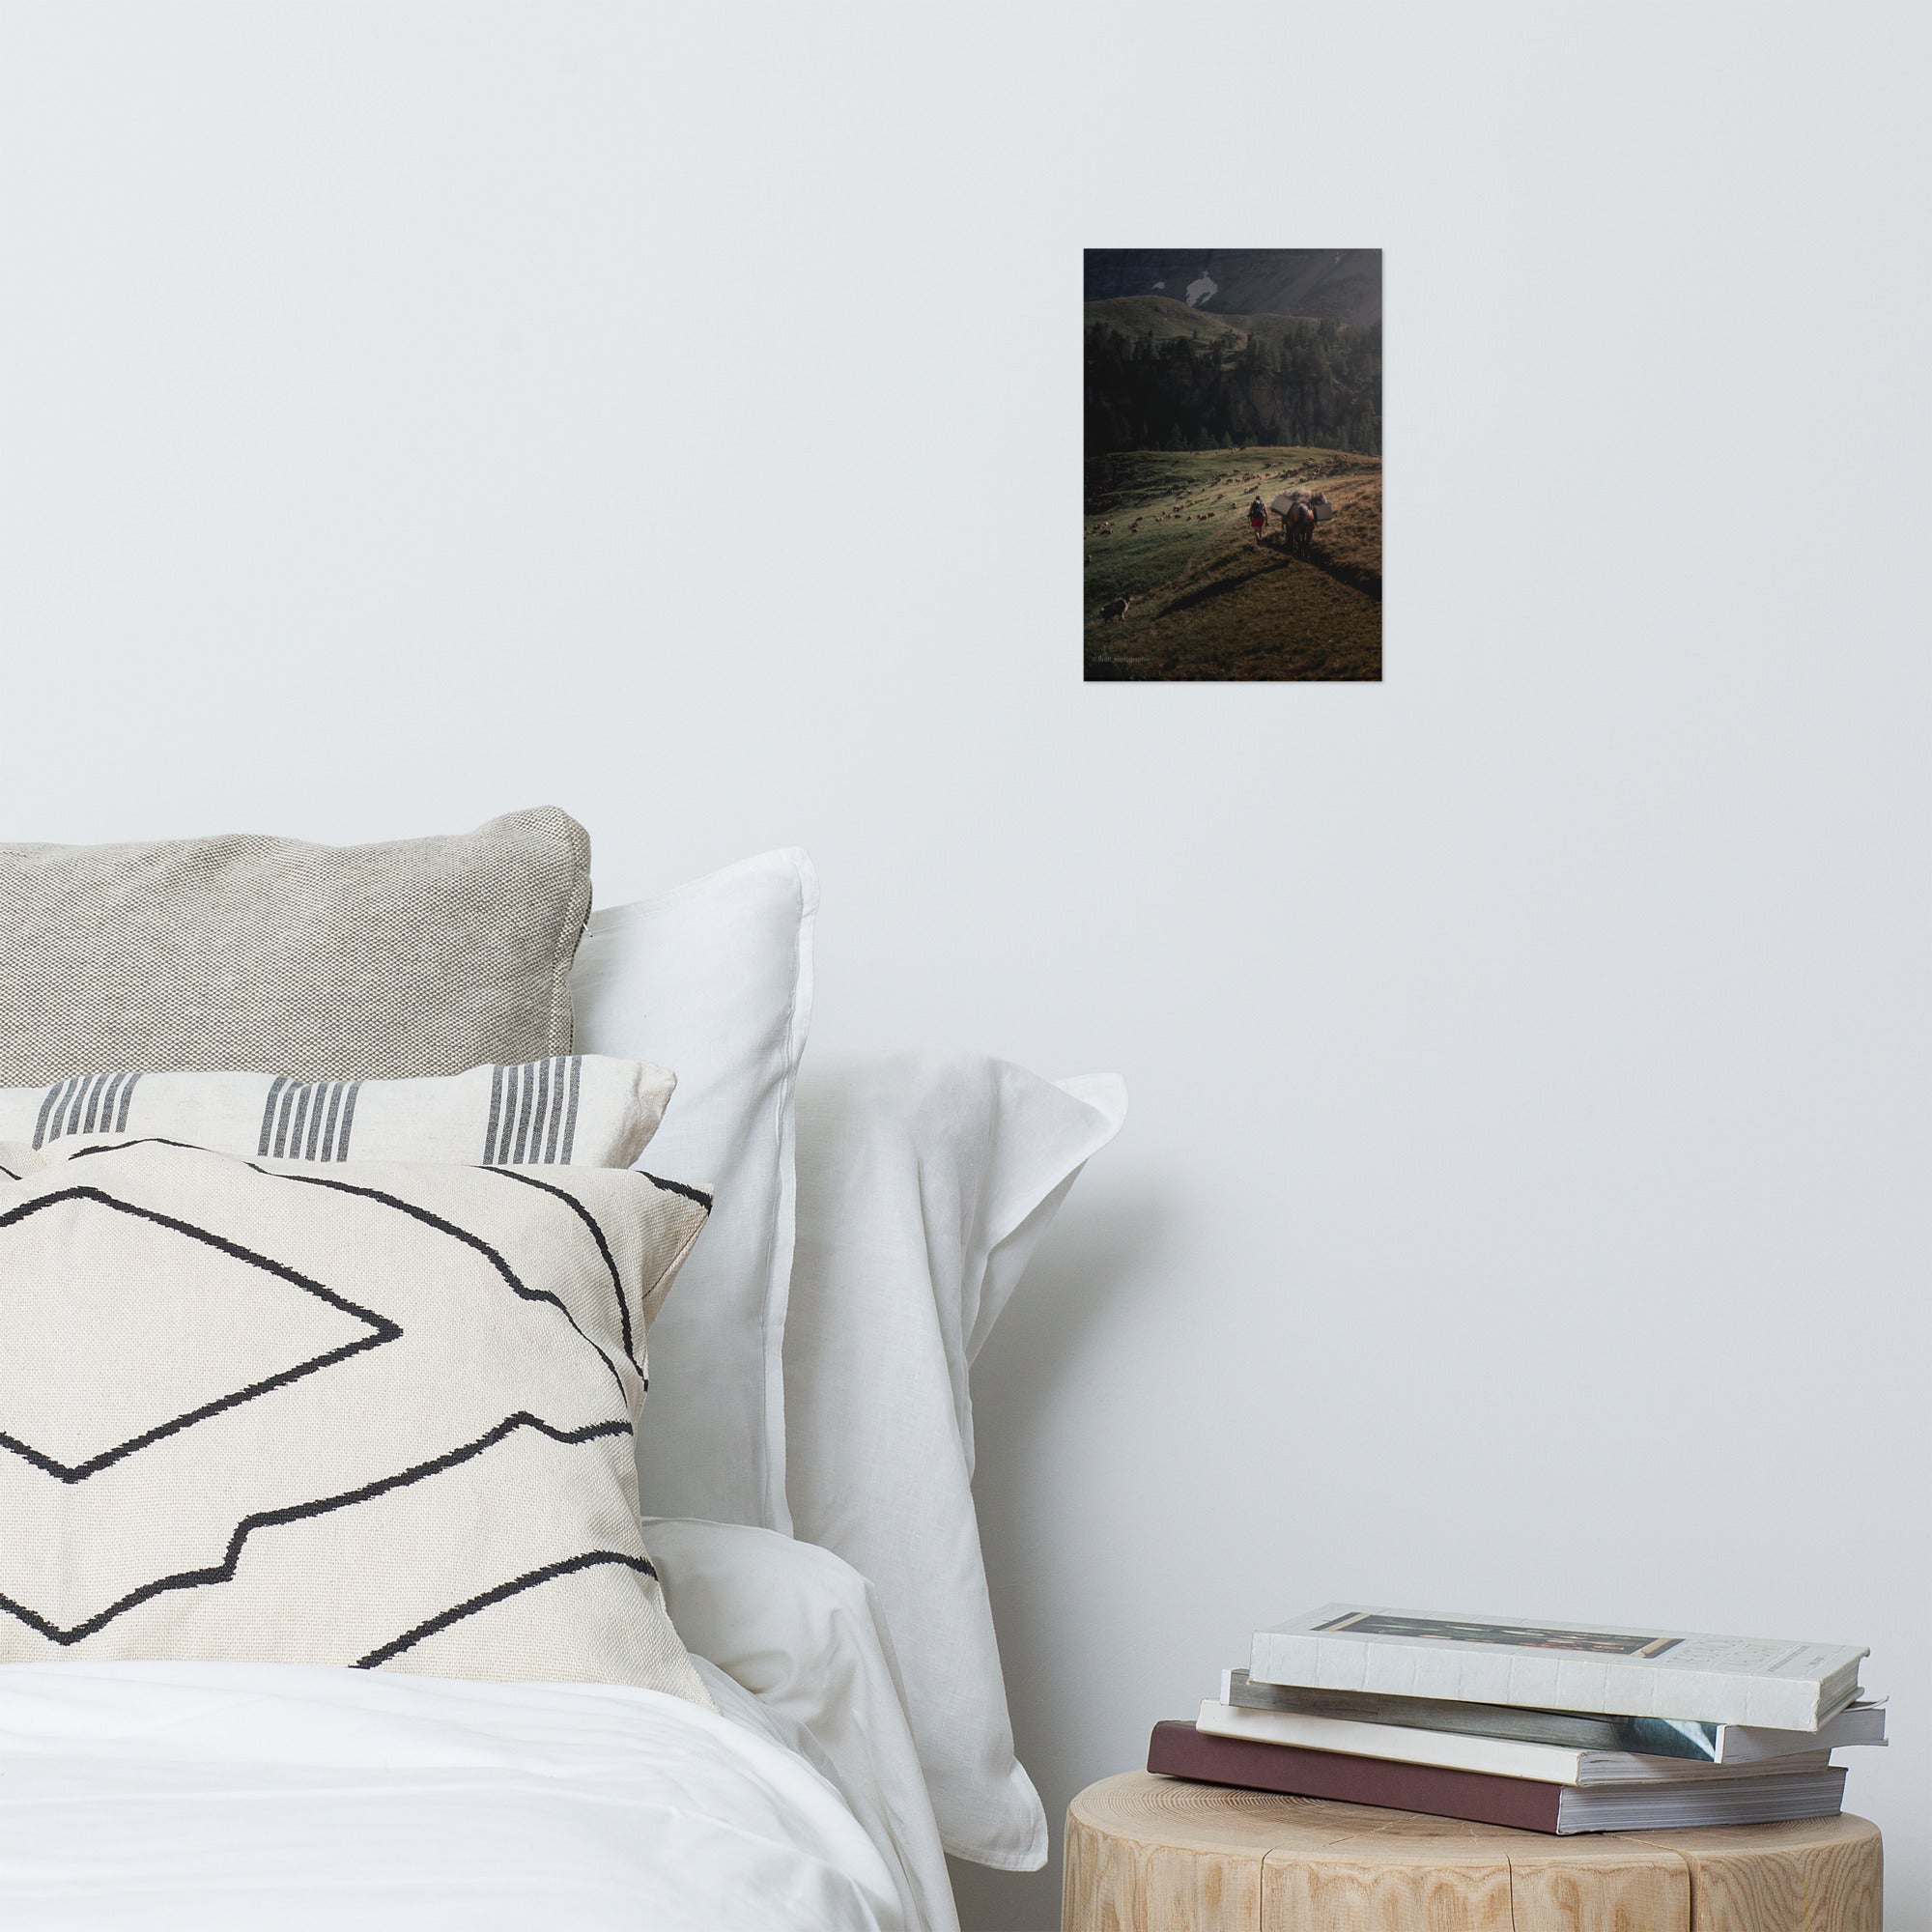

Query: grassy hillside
<box><xmin>1084</xmin><ymin>447</ymin><xmax>1380</xmax><ymax>681</ymax></box>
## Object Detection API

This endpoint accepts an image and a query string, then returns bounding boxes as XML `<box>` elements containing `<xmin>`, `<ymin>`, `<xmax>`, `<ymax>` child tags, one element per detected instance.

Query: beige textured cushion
<box><xmin>0</xmin><ymin>808</ymin><xmax>592</xmax><ymax>1084</ymax></box>
<box><xmin>0</xmin><ymin>1134</ymin><xmax>710</xmax><ymax>1700</ymax></box>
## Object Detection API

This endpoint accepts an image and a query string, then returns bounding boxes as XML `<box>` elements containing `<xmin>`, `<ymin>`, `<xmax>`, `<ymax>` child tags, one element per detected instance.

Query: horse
<box><xmin>1282</xmin><ymin>498</ymin><xmax>1317</xmax><ymax>557</ymax></box>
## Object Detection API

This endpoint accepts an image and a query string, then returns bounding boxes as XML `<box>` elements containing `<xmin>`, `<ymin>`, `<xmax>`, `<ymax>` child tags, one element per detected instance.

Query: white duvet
<box><xmin>0</xmin><ymin>1659</ymin><xmax>906</xmax><ymax>1931</ymax></box>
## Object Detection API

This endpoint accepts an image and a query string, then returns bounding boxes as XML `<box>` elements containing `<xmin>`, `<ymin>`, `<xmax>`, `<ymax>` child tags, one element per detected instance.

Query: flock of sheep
<box><xmin>1090</xmin><ymin>468</ymin><xmax>1345</xmax><ymax>618</ymax></box>
<box><xmin>1087</xmin><ymin>466</ymin><xmax>1323</xmax><ymax>544</ymax></box>
<box><xmin>1089</xmin><ymin>466</ymin><xmax>1337</xmax><ymax>621</ymax></box>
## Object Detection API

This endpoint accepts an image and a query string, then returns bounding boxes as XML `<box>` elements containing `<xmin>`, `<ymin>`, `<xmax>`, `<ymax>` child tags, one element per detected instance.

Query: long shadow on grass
<box><xmin>1158</xmin><ymin>559</ymin><xmax>1288</xmax><ymax>616</ymax></box>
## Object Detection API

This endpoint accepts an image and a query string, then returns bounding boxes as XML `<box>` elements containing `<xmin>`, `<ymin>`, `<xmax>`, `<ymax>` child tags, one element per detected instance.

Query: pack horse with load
<box><xmin>1268</xmin><ymin>489</ymin><xmax>1332</xmax><ymax>557</ymax></box>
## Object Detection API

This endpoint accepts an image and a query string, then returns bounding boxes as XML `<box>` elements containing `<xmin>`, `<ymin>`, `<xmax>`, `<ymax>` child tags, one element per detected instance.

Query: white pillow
<box><xmin>782</xmin><ymin>1051</ymin><xmax>1127</xmax><ymax>1870</ymax></box>
<box><xmin>571</xmin><ymin>851</ymin><xmax>815</xmax><ymax>1531</ymax></box>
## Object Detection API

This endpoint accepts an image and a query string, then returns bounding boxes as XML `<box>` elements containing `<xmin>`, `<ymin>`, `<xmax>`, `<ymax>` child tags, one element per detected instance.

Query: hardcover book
<box><xmin>1219</xmin><ymin>1669</ymin><xmax>1888</xmax><ymax>1763</ymax></box>
<box><xmin>1147</xmin><ymin>1720</ymin><xmax>1848</xmax><ymax>1836</ymax></box>
<box><xmin>1249</xmin><ymin>1605</ymin><xmax>1866</xmax><ymax>1731</ymax></box>
<box><xmin>1194</xmin><ymin>1700</ymin><xmax>1833</xmax><ymax>1787</ymax></box>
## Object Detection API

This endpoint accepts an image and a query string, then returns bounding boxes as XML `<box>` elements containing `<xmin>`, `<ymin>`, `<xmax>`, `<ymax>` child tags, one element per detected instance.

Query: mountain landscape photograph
<box><xmin>1084</xmin><ymin>247</ymin><xmax>1381</xmax><ymax>682</ymax></box>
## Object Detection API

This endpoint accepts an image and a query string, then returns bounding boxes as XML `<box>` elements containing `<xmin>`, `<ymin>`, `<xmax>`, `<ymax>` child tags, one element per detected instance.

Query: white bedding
<box><xmin>646</xmin><ymin>1520</ymin><xmax>957</xmax><ymax>1932</ymax></box>
<box><xmin>0</xmin><ymin>1658</ymin><xmax>906</xmax><ymax>1931</ymax></box>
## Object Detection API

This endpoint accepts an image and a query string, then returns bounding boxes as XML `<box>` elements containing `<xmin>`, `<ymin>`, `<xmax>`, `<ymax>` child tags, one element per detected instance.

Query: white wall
<box><xmin>3</xmin><ymin>3</ymin><xmax>1926</xmax><ymax>1925</ymax></box>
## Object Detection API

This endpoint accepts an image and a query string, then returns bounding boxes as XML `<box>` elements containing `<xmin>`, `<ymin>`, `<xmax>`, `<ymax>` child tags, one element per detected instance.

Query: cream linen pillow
<box><xmin>0</xmin><ymin>1057</ymin><xmax>673</xmax><ymax>1168</ymax></box>
<box><xmin>0</xmin><ymin>1136</ymin><xmax>708</xmax><ymax>1700</ymax></box>
<box><xmin>0</xmin><ymin>808</ymin><xmax>591</xmax><ymax>1085</ymax></box>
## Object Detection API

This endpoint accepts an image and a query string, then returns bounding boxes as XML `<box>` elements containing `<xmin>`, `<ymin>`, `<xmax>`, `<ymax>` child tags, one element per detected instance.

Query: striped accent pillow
<box><xmin>0</xmin><ymin>1135</ymin><xmax>711</xmax><ymax>1696</ymax></box>
<box><xmin>0</xmin><ymin>1057</ymin><xmax>673</xmax><ymax>1168</ymax></box>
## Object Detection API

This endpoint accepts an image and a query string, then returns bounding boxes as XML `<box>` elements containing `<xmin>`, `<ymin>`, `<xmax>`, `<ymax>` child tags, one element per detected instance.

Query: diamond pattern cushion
<box><xmin>0</xmin><ymin>1135</ymin><xmax>709</xmax><ymax>1700</ymax></box>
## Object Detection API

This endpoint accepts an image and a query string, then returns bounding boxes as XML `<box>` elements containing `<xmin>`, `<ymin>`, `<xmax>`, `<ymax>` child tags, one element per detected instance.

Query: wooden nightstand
<box><xmin>1063</xmin><ymin>1772</ymin><xmax>1881</xmax><ymax>1931</ymax></box>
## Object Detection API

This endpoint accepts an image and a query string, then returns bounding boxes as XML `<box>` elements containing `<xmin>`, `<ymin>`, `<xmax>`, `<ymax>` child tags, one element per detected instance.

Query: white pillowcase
<box><xmin>782</xmin><ymin>1051</ymin><xmax>1127</xmax><ymax>1870</ymax></box>
<box><xmin>572</xmin><ymin>852</ymin><xmax>815</xmax><ymax>1531</ymax></box>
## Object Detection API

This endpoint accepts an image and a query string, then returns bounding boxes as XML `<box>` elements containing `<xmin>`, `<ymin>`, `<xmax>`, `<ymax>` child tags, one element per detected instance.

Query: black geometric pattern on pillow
<box><xmin>0</xmin><ymin>1184</ymin><xmax>398</xmax><ymax>1483</ymax></box>
<box><xmin>0</xmin><ymin>1408</ymin><xmax>639</xmax><ymax>1656</ymax></box>
<box><xmin>0</xmin><ymin>1137</ymin><xmax>712</xmax><ymax>1701</ymax></box>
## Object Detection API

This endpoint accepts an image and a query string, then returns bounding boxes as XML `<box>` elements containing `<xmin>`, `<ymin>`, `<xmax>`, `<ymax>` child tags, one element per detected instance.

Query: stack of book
<box><xmin>1150</xmin><ymin>1605</ymin><xmax>1883</xmax><ymax>1834</ymax></box>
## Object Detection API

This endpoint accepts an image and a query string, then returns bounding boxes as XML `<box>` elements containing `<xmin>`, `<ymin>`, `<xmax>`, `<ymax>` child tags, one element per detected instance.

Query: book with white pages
<box><xmin>1249</xmin><ymin>1604</ymin><xmax>1868</xmax><ymax>1731</ymax></box>
<box><xmin>1195</xmin><ymin>1700</ymin><xmax>1836</xmax><ymax>1788</ymax></box>
<box><xmin>1155</xmin><ymin>1719</ymin><xmax>1847</xmax><ymax>1834</ymax></box>
<box><xmin>1218</xmin><ymin>1668</ymin><xmax>1887</xmax><ymax>1763</ymax></box>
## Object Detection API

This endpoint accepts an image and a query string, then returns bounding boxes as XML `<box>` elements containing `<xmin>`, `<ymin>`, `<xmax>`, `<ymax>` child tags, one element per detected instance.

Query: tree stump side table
<box><xmin>1063</xmin><ymin>1772</ymin><xmax>1882</xmax><ymax>1932</ymax></box>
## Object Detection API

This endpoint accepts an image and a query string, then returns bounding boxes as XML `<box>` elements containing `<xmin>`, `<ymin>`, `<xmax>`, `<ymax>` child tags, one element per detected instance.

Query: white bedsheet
<box><xmin>645</xmin><ymin>1520</ymin><xmax>957</xmax><ymax>1932</ymax></box>
<box><xmin>0</xmin><ymin>1658</ymin><xmax>906</xmax><ymax>1931</ymax></box>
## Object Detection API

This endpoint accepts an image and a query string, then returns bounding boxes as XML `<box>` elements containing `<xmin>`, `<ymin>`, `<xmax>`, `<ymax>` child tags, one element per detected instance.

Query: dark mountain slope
<box><xmin>1084</xmin><ymin>249</ymin><xmax>1381</xmax><ymax>326</ymax></box>
<box><xmin>1082</xmin><ymin>296</ymin><xmax>1251</xmax><ymax>344</ymax></box>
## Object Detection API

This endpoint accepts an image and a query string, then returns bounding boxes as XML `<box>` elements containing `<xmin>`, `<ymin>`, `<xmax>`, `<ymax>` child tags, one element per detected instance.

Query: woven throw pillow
<box><xmin>0</xmin><ymin>1135</ymin><xmax>710</xmax><ymax>1699</ymax></box>
<box><xmin>0</xmin><ymin>808</ymin><xmax>592</xmax><ymax>1085</ymax></box>
<box><xmin>0</xmin><ymin>1056</ymin><xmax>673</xmax><ymax>1167</ymax></box>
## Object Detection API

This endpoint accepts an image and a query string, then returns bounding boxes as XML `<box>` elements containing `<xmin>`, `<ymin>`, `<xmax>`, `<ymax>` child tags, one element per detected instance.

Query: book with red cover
<box><xmin>1144</xmin><ymin>1721</ymin><xmax>1847</xmax><ymax>1836</ymax></box>
<box><xmin>1148</xmin><ymin>1718</ymin><xmax>1568</xmax><ymax>1832</ymax></box>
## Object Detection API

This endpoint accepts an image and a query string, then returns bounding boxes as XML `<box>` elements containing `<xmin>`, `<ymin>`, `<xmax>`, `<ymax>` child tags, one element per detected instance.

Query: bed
<box><xmin>0</xmin><ymin>813</ymin><xmax>1125</xmax><ymax>1931</ymax></box>
<box><xmin>0</xmin><ymin>1530</ymin><xmax>927</xmax><ymax>1932</ymax></box>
